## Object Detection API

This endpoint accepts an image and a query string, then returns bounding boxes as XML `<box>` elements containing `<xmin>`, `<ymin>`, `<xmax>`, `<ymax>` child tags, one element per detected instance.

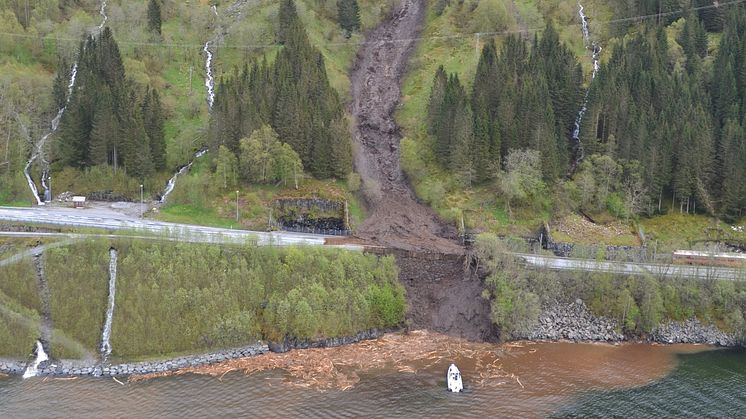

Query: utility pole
<box><xmin>140</xmin><ymin>184</ymin><xmax>144</xmax><ymax>218</ymax></box>
<box><xmin>236</xmin><ymin>190</ymin><xmax>240</xmax><ymax>223</ymax></box>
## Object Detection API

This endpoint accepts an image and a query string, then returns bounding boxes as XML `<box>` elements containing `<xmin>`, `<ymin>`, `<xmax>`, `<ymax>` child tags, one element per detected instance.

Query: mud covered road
<box><xmin>348</xmin><ymin>0</ymin><xmax>494</xmax><ymax>341</ymax></box>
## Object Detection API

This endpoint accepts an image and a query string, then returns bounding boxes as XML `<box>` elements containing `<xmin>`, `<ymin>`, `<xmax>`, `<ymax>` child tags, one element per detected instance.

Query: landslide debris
<box><xmin>349</xmin><ymin>0</ymin><xmax>460</xmax><ymax>255</ymax></box>
<box><xmin>347</xmin><ymin>0</ymin><xmax>494</xmax><ymax>341</ymax></box>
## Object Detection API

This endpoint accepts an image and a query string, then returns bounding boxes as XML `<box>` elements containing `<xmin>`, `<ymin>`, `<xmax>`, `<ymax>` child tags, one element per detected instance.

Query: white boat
<box><xmin>447</xmin><ymin>363</ymin><xmax>463</xmax><ymax>393</ymax></box>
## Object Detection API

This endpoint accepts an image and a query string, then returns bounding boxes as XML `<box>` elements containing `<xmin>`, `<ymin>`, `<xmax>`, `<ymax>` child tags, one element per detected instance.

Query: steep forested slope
<box><xmin>0</xmin><ymin>0</ymin><xmax>387</xmax><ymax>209</ymax></box>
<box><xmin>401</xmin><ymin>0</ymin><xmax>746</xmax><ymax>239</ymax></box>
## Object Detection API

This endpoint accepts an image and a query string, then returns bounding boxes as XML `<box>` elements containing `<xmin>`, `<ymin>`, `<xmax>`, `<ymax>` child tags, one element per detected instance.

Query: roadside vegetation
<box><xmin>0</xmin><ymin>237</ymin><xmax>404</xmax><ymax>361</ymax></box>
<box><xmin>0</xmin><ymin>256</ymin><xmax>41</xmax><ymax>357</ymax></box>
<box><xmin>476</xmin><ymin>235</ymin><xmax>746</xmax><ymax>340</ymax></box>
<box><xmin>44</xmin><ymin>241</ymin><xmax>110</xmax><ymax>358</ymax></box>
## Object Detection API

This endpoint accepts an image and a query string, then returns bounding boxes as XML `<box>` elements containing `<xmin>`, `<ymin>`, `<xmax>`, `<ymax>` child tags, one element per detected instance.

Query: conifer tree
<box><xmin>52</xmin><ymin>57</ymin><xmax>69</xmax><ymax>111</ymax></box>
<box><xmin>209</xmin><ymin>0</ymin><xmax>350</xmax><ymax>180</ymax></box>
<box><xmin>471</xmin><ymin>41</ymin><xmax>500</xmax><ymax>181</ymax></box>
<box><xmin>143</xmin><ymin>88</ymin><xmax>166</xmax><ymax>170</ymax></box>
<box><xmin>147</xmin><ymin>0</ymin><xmax>162</xmax><ymax>35</ymax></box>
<box><xmin>337</xmin><ymin>0</ymin><xmax>361</xmax><ymax>38</ymax></box>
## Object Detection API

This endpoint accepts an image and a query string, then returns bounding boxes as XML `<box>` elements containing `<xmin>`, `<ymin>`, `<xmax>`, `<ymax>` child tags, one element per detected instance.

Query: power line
<box><xmin>0</xmin><ymin>0</ymin><xmax>744</xmax><ymax>51</ymax></box>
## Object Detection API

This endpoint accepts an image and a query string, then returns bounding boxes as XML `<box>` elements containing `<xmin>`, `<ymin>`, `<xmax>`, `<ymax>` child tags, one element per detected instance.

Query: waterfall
<box><xmin>100</xmin><ymin>248</ymin><xmax>117</xmax><ymax>358</ymax></box>
<box><xmin>159</xmin><ymin>4</ymin><xmax>218</xmax><ymax>205</ymax></box>
<box><xmin>23</xmin><ymin>62</ymin><xmax>78</xmax><ymax>205</ymax></box>
<box><xmin>570</xmin><ymin>1</ymin><xmax>602</xmax><ymax>170</ymax></box>
<box><xmin>159</xmin><ymin>148</ymin><xmax>208</xmax><ymax>204</ymax></box>
<box><xmin>22</xmin><ymin>340</ymin><xmax>49</xmax><ymax>379</ymax></box>
<box><xmin>23</xmin><ymin>0</ymin><xmax>106</xmax><ymax>205</ymax></box>
<box><xmin>98</xmin><ymin>0</ymin><xmax>108</xmax><ymax>30</ymax></box>
<box><xmin>203</xmin><ymin>42</ymin><xmax>216</xmax><ymax>110</ymax></box>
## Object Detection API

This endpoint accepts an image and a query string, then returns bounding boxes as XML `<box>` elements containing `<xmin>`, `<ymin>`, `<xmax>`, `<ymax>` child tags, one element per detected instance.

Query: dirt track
<box><xmin>349</xmin><ymin>0</ymin><xmax>460</xmax><ymax>255</ymax></box>
<box><xmin>348</xmin><ymin>0</ymin><xmax>494</xmax><ymax>341</ymax></box>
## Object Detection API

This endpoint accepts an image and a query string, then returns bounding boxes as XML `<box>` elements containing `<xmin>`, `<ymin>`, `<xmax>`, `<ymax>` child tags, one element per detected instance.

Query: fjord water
<box><xmin>2</xmin><ymin>343</ymin><xmax>743</xmax><ymax>417</ymax></box>
<box><xmin>555</xmin><ymin>347</ymin><xmax>746</xmax><ymax>418</ymax></box>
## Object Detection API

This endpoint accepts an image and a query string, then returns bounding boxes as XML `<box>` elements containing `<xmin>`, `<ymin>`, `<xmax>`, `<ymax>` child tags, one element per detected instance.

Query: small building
<box><xmin>72</xmin><ymin>196</ymin><xmax>86</xmax><ymax>208</ymax></box>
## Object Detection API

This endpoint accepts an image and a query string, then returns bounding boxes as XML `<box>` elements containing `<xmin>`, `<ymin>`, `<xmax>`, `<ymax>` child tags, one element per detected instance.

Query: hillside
<box><xmin>1</xmin><ymin>0</ymin><xmax>746</xmax><ymax>250</ymax></box>
<box><xmin>0</xmin><ymin>0</ymin><xmax>389</xmax><ymax>227</ymax></box>
<box><xmin>392</xmin><ymin>0</ymin><xmax>746</xmax><ymax>252</ymax></box>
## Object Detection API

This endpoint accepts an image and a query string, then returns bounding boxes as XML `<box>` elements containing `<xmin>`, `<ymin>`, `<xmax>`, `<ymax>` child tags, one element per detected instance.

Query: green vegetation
<box><xmin>111</xmin><ymin>240</ymin><xmax>403</xmax><ymax>359</ymax></box>
<box><xmin>337</xmin><ymin>0</ymin><xmax>361</xmax><ymax>37</ymax></box>
<box><xmin>0</xmin><ymin>237</ymin><xmax>404</xmax><ymax>360</ymax></box>
<box><xmin>0</xmin><ymin>253</ymin><xmax>41</xmax><ymax>357</ymax></box>
<box><xmin>209</xmin><ymin>0</ymin><xmax>351</xmax><ymax>180</ymax></box>
<box><xmin>160</xmin><ymin>156</ymin><xmax>365</xmax><ymax>230</ymax></box>
<box><xmin>0</xmin><ymin>310</ymin><xmax>40</xmax><ymax>358</ymax></box>
<box><xmin>476</xmin><ymin>235</ymin><xmax>746</xmax><ymax>339</ymax></box>
<box><xmin>397</xmin><ymin>1</ymin><xmax>746</xmax><ymax>246</ymax></box>
<box><xmin>44</xmin><ymin>241</ymin><xmax>109</xmax><ymax>358</ymax></box>
<box><xmin>0</xmin><ymin>0</ymin><xmax>387</xmax><ymax>209</ymax></box>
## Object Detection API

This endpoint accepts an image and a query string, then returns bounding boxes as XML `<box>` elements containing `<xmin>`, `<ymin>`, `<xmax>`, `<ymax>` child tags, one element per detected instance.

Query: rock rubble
<box><xmin>520</xmin><ymin>299</ymin><xmax>625</xmax><ymax>342</ymax></box>
<box><xmin>0</xmin><ymin>343</ymin><xmax>268</xmax><ymax>377</ymax></box>
<box><xmin>650</xmin><ymin>319</ymin><xmax>738</xmax><ymax>346</ymax></box>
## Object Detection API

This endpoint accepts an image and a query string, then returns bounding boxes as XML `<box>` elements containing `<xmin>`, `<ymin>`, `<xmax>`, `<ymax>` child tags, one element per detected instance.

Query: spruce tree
<box><xmin>277</xmin><ymin>0</ymin><xmax>302</xmax><ymax>44</ymax></box>
<box><xmin>143</xmin><ymin>88</ymin><xmax>166</xmax><ymax>171</ymax></box>
<box><xmin>337</xmin><ymin>0</ymin><xmax>361</xmax><ymax>38</ymax></box>
<box><xmin>147</xmin><ymin>0</ymin><xmax>162</xmax><ymax>35</ymax></box>
<box><xmin>52</xmin><ymin>58</ymin><xmax>69</xmax><ymax>111</ymax></box>
<box><xmin>471</xmin><ymin>41</ymin><xmax>500</xmax><ymax>181</ymax></box>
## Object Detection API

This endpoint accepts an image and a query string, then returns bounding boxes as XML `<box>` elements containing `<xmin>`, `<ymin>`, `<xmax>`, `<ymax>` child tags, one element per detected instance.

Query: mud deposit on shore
<box><xmin>129</xmin><ymin>332</ymin><xmax>710</xmax><ymax>416</ymax></box>
<box><xmin>396</xmin><ymin>253</ymin><xmax>494</xmax><ymax>341</ymax></box>
<box><xmin>347</xmin><ymin>0</ymin><xmax>488</xmax><ymax>341</ymax></box>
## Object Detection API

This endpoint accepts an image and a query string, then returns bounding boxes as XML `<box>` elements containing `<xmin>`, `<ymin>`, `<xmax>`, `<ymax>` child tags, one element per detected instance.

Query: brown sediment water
<box><xmin>1</xmin><ymin>335</ymin><xmax>729</xmax><ymax>418</ymax></box>
<box><xmin>129</xmin><ymin>331</ymin><xmax>709</xmax><ymax>416</ymax></box>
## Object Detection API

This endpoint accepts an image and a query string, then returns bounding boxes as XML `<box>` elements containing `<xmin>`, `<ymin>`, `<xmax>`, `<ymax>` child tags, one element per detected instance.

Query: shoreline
<box><xmin>0</xmin><ymin>328</ymin><xmax>389</xmax><ymax>378</ymax></box>
<box><xmin>0</xmin><ymin>321</ymin><xmax>738</xmax><ymax>379</ymax></box>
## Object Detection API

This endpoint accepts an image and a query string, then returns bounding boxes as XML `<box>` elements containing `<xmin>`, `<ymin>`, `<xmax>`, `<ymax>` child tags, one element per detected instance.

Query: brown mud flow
<box><xmin>347</xmin><ymin>0</ymin><xmax>489</xmax><ymax>340</ymax></box>
<box><xmin>349</xmin><ymin>0</ymin><xmax>460</xmax><ymax>255</ymax></box>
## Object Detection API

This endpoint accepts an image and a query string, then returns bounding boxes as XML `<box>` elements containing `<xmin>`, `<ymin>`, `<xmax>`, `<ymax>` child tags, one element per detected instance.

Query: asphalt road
<box><xmin>0</xmin><ymin>206</ymin><xmax>359</xmax><ymax>249</ymax></box>
<box><xmin>2</xmin><ymin>206</ymin><xmax>744</xmax><ymax>280</ymax></box>
<box><xmin>516</xmin><ymin>253</ymin><xmax>746</xmax><ymax>281</ymax></box>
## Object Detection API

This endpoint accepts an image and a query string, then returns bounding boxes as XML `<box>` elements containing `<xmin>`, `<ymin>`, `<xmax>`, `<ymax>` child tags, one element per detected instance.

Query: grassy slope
<box><xmin>397</xmin><ymin>0</ymin><xmax>601</xmax><ymax>236</ymax></box>
<box><xmin>155</xmin><ymin>0</ymin><xmax>384</xmax><ymax>229</ymax></box>
<box><xmin>398</xmin><ymin>0</ymin><xmax>743</xmax><ymax>247</ymax></box>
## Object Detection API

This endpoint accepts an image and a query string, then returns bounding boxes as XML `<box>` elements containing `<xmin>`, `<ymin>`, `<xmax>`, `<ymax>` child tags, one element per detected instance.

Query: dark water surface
<box><xmin>1</xmin><ymin>343</ymin><xmax>743</xmax><ymax>418</ymax></box>
<box><xmin>555</xmin><ymin>348</ymin><xmax>746</xmax><ymax>418</ymax></box>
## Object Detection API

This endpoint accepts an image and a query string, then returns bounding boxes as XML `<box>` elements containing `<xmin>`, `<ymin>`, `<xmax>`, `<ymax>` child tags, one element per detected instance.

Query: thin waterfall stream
<box><xmin>23</xmin><ymin>0</ymin><xmax>107</xmax><ymax>205</ymax></box>
<box><xmin>203</xmin><ymin>41</ymin><xmax>216</xmax><ymax>110</ymax></box>
<box><xmin>22</xmin><ymin>340</ymin><xmax>49</xmax><ymax>379</ymax></box>
<box><xmin>159</xmin><ymin>5</ymin><xmax>221</xmax><ymax>204</ymax></box>
<box><xmin>100</xmin><ymin>248</ymin><xmax>117</xmax><ymax>359</ymax></box>
<box><xmin>32</xmin><ymin>252</ymin><xmax>53</xmax><ymax>348</ymax></box>
<box><xmin>570</xmin><ymin>0</ymin><xmax>601</xmax><ymax>173</ymax></box>
<box><xmin>23</xmin><ymin>250</ymin><xmax>53</xmax><ymax>378</ymax></box>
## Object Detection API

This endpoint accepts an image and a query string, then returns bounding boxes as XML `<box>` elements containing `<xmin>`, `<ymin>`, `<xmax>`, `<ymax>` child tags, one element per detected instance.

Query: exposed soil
<box><xmin>348</xmin><ymin>0</ymin><xmax>493</xmax><ymax>341</ymax></box>
<box><xmin>396</xmin><ymin>252</ymin><xmax>496</xmax><ymax>341</ymax></box>
<box><xmin>349</xmin><ymin>0</ymin><xmax>460</xmax><ymax>255</ymax></box>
